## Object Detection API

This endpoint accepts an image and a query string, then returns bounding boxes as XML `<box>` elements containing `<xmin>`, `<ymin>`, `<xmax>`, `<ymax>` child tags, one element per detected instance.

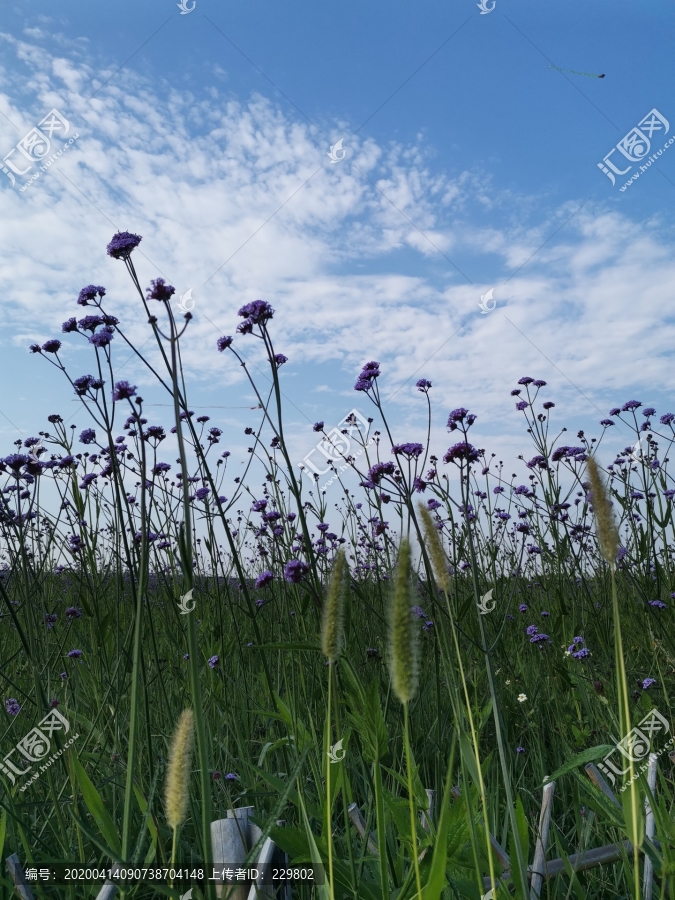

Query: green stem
<box><xmin>403</xmin><ymin>704</ymin><xmax>422</xmax><ymax>900</ymax></box>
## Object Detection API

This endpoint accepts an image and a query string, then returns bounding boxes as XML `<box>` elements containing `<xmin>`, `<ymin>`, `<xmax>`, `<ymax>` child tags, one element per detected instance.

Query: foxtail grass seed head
<box><xmin>389</xmin><ymin>539</ymin><xmax>419</xmax><ymax>704</ymax></box>
<box><xmin>164</xmin><ymin>708</ymin><xmax>195</xmax><ymax>830</ymax></box>
<box><xmin>322</xmin><ymin>549</ymin><xmax>347</xmax><ymax>662</ymax></box>
<box><xmin>418</xmin><ymin>503</ymin><xmax>449</xmax><ymax>593</ymax></box>
<box><xmin>586</xmin><ymin>456</ymin><xmax>620</xmax><ymax>566</ymax></box>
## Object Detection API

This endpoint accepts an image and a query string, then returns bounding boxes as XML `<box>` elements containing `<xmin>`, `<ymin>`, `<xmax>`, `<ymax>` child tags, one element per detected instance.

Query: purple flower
<box><xmin>113</xmin><ymin>381</ymin><xmax>136</xmax><ymax>401</ymax></box>
<box><xmin>255</xmin><ymin>571</ymin><xmax>274</xmax><ymax>589</ymax></box>
<box><xmin>313</xmin><ymin>422</ymin><xmax>324</xmax><ymax>432</ymax></box>
<box><xmin>516</xmin><ymin>746</ymin><xmax>526</xmax><ymax>754</ymax></box>
<box><xmin>146</xmin><ymin>278</ymin><xmax>175</xmax><ymax>302</ymax></box>
<box><xmin>79</xmin><ymin>428</ymin><xmax>96</xmax><ymax>445</ymax></box>
<box><xmin>45</xmin><ymin>613</ymin><xmax>57</xmax><ymax>628</ymax></box>
<box><xmin>65</xmin><ymin>607</ymin><xmax>82</xmax><ymax>619</ymax></box>
<box><xmin>77</xmin><ymin>285</ymin><xmax>106</xmax><ymax>305</ymax></box>
<box><xmin>208</xmin><ymin>655</ymin><xmax>219</xmax><ymax>668</ymax></box>
<box><xmin>79</xmin><ymin>473</ymin><xmax>98</xmax><ymax>489</ymax></box>
<box><xmin>530</xmin><ymin>633</ymin><xmax>549</xmax><ymax>643</ymax></box>
<box><xmin>443</xmin><ymin>442</ymin><xmax>480</xmax><ymax>464</ymax></box>
<box><xmin>526</xmin><ymin>455</ymin><xmax>548</xmax><ymax>470</ymax></box>
<box><xmin>274</xmin><ymin>354</ymin><xmax>288</xmax><ymax>366</ymax></box>
<box><xmin>643</xmin><ymin>407</ymin><xmax>656</xmax><ymax>417</ymax></box>
<box><xmin>515</xmin><ymin>401</ymin><xmax>529</xmax><ymax>411</ymax></box>
<box><xmin>62</xmin><ymin>318</ymin><xmax>79</xmax><ymax>334</ymax></box>
<box><xmin>660</xmin><ymin>413</ymin><xmax>675</xmax><ymax>425</ymax></box>
<box><xmin>238</xmin><ymin>300</ymin><xmax>274</xmax><ymax>324</ymax></box>
<box><xmin>194</xmin><ymin>487</ymin><xmax>210</xmax><ymax>502</ymax></box>
<box><xmin>518</xmin><ymin>604</ymin><xmax>528</xmax><ymax>613</ymax></box>
<box><xmin>106</xmin><ymin>231</ymin><xmax>142</xmax><ymax>259</ymax></box>
<box><xmin>67</xmin><ymin>649</ymin><xmax>83</xmax><ymax>658</ymax></box>
<box><xmin>391</xmin><ymin>442</ymin><xmax>424</xmax><ymax>458</ymax></box>
<box><xmin>89</xmin><ymin>329</ymin><xmax>113</xmax><ymax>348</ymax></box>
<box><xmin>541</xmin><ymin>610</ymin><xmax>549</xmax><ymax>617</ymax></box>
<box><xmin>649</xmin><ymin>600</ymin><xmax>667</xmax><ymax>609</ymax></box>
<box><xmin>217</xmin><ymin>335</ymin><xmax>233</xmax><ymax>351</ymax></box>
<box><xmin>225</xmin><ymin>772</ymin><xmax>237</xmax><ymax>782</ymax></box>
<box><xmin>526</xmin><ymin>625</ymin><xmax>538</xmax><ymax>636</ymax></box>
<box><xmin>367</xmin><ymin>461</ymin><xmax>396</xmax><ymax>484</ymax></box>
<box><xmin>572</xmin><ymin>648</ymin><xmax>590</xmax><ymax>659</ymax></box>
<box><xmin>600</xmin><ymin>419</ymin><xmax>614</xmax><ymax>427</ymax></box>
<box><xmin>354</xmin><ymin>378</ymin><xmax>373</xmax><ymax>392</ymax></box>
<box><xmin>622</xmin><ymin>400</ymin><xmax>642</xmax><ymax>411</ymax></box>
<box><xmin>642</xmin><ymin>678</ymin><xmax>656</xmax><ymax>690</ymax></box>
<box><xmin>518</xmin><ymin>377</ymin><xmax>534</xmax><ymax>385</ymax></box>
<box><xmin>284</xmin><ymin>559</ymin><xmax>309</xmax><ymax>583</ymax></box>
<box><xmin>416</xmin><ymin>379</ymin><xmax>432</xmax><ymax>391</ymax></box>
<box><xmin>533</xmin><ymin>379</ymin><xmax>547</xmax><ymax>387</ymax></box>
<box><xmin>251</xmin><ymin>499</ymin><xmax>268</xmax><ymax>512</ymax></box>
<box><xmin>5</xmin><ymin>698</ymin><xmax>20</xmax><ymax>716</ymax></box>
<box><xmin>448</xmin><ymin>408</ymin><xmax>469</xmax><ymax>423</ymax></box>
<box><xmin>42</xmin><ymin>339</ymin><xmax>62</xmax><ymax>353</ymax></box>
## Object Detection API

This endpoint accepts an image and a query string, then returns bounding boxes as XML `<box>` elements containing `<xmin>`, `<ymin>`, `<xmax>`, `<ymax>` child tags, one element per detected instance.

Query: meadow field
<box><xmin>0</xmin><ymin>232</ymin><xmax>674</xmax><ymax>899</ymax></box>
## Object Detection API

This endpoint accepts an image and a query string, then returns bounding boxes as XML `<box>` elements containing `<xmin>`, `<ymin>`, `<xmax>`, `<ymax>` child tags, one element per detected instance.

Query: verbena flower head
<box><xmin>367</xmin><ymin>461</ymin><xmax>396</xmax><ymax>484</ymax></box>
<box><xmin>113</xmin><ymin>381</ymin><xmax>137</xmax><ymax>401</ymax></box>
<box><xmin>642</xmin><ymin>677</ymin><xmax>656</xmax><ymax>690</ymax></box>
<box><xmin>5</xmin><ymin>698</ymin><xmax>20</xmax><ymax>716</ymax></box>
<box><xmin>313</xmin><ymin>422</ymin><xmax>324</xmax><ymax>432</ymax></box>
<box><xmin>255</xmin><ymin>571</ymin><xmax>274</xmax><ymax>589</ymax></box>
<box><xmin>416</xmin><ymin>379</ymin><xmax>431</xmax><ymax>392</ymax></box>
<box><xmin>274</xmin><ymin>354</ymin><xmax>288</xmax><ymax>366</ymax></box>
<box><xmin>443</xmin><ymin>441</ymin><xmax>480</xmax><ymax>464</ymax></box>
<box><xmin>391</xmin><ymin>443</ymin><xmax>423</xmax><ymax>459</ymax></box>
<box><xmin>89</xmin><ymin>329</ymin><xmax>113</xmax><ymax>348</ymax></box>
<box><xmin>284</xmin><ymin>559</ymin><xmax>309</xmax><ymax>583</ymax></box>
<box><xmin>62</xmin><ymin>317</ymin><xmax>78</xmax><ymax>333</ymax></box>
<box><xmin>208</xmin><ymin>655</ymin><xmax>219</xmax><ymax>668</ymax></box>
<box><xmin>106</xmin><ymin>231</ymin><xmax>142</xmax><ymax>260</ymax></box>
<box><xmin>77</xmin><ymin>285</ymin><xmax>106</xmax><ymax>306</ymax></box>
<box><xmin>42</xmin><ymin>339</ymin><xmax>61</xmax><ymax>353</ymax></box>
<box><xmin>649</xmin><ymin>599</ymin><xmax>667</xmax><ymax>609</ymax></box>
<box><xmin>217</xmin><ymin>336</ymin><xmax>233</xmax><ymax>351</ymax></box>
<box><xmin>79</xmin><ymin>428</ymin><xmax>96</xmax><ymax>445</ymax></box>
<box><xmin>354</xmin><ymin>361</ymin><xmax>380</xmax><ymax>390</ymax></box>
<box><xmin>237</xmin><ymin>300</ymin><xmax>274</xmax><ymax>333</ymax></box>
<box><xmin>146</xmin><ymin>278</ymin><xmax>175</xmax><ymax>302</ymax></box>
<box><xmin>67</xmin><ymin>649</ymin><xmax>83</xmax><ymax>658</ymax></box>
<box><xmin>65</xmin><ymin>606</ymin><xmax>82</xmax><ymax>619</ymax></box>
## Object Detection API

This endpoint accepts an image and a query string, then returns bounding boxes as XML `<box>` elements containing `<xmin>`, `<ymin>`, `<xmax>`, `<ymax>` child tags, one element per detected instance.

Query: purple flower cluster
<box><xmin>237</xmin><ymin>300</ymin><xmax>274</xmax><ymax>334</ymax></box>
<box><xmin>354</xmin><ymin>361</ymin><xmax>381</xmax><ymax>392</ymax></box>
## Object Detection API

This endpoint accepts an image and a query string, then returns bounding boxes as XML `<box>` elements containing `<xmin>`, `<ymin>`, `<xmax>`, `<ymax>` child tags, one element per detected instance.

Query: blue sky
<box><xmin>0</xmin><ymin>0</ymin><xmax>674</xmax><ymax>483</ymax></box>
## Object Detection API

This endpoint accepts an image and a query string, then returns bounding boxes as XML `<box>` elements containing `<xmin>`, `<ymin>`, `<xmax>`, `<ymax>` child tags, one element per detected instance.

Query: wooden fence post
<box><xmin>530</xmin><ymin>779</ymin><xmax>555</xmax><ymax>899</ymax></box>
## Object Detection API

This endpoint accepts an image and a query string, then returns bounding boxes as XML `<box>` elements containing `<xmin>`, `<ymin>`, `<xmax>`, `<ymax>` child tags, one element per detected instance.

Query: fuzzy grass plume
<box><xmin>321</xmin><ymin>549</ymin><xmax>347</xmax><ymax>662</ymax></box>
<box><xmin>586</xmin><ymin>455</ymin><xmax>620</xmax><ymax>566</ymax></box>
<box><xmin>418</xmin><ymin>502</ymin><xmax>449</xmax><ymax>593</ymax></box>
<box><xmin>389</xmin><ymin>539</ymin><xmax>418</xmax><ymax>705</ymax></box>
<box><xmin>164</xmin><ymin>708</ymin><xmax>195</xmax><ymax>831</ymax></box>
